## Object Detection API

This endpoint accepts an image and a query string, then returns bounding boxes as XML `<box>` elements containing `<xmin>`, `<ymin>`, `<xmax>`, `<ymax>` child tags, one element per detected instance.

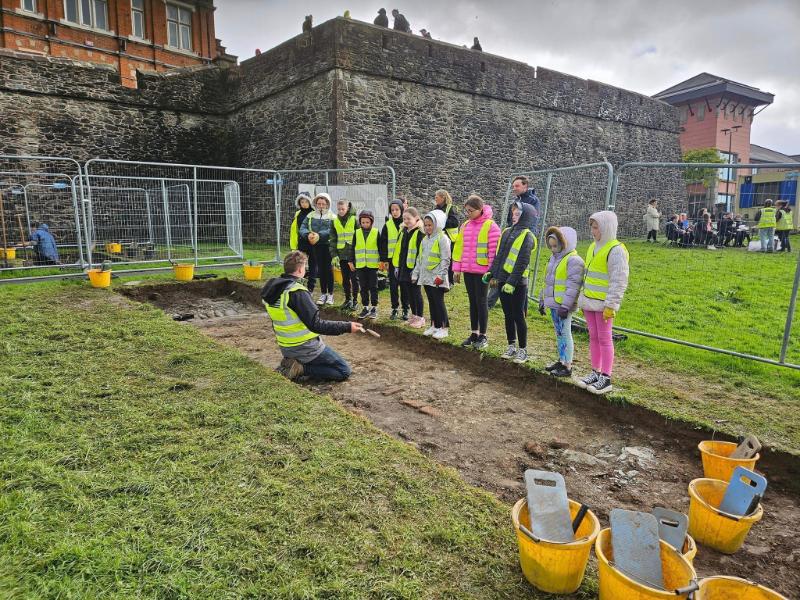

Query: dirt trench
<box><xmin>121</xmin><ymin>279</ymin><xmax>800</xmax><ymax>597</ymax></box>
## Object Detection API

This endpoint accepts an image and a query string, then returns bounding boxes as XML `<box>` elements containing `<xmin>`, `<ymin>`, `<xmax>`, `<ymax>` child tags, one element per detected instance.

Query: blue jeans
<box><xmin>550</xmin><ymin>308</ymin><xmax>574</xmax><ymax>365</ymax></box>
<box><xmin>759</xmin><ymin>228</ymin><xmax>774</xmax><ymax>252</ymax></box>
<box><xmin>302</xmin><ymin>346</ymin><xmax>352</xmax><ymax>381</ymax></box>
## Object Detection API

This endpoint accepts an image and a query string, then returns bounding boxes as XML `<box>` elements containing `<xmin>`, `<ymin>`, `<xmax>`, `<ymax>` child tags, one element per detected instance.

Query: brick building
<box><xmin>654</xmin><ymin>73</ymin><xmax>774</xmax><ymax>212</ymax></box>
<box><xmin>0</xmin><ymin>0</ymin><xmax>235</xmax><ymax>87</ymax></box>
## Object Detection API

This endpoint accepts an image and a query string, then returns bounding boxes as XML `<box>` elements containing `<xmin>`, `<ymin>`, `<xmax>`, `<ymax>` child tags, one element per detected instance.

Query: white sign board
<box><xmin>310</xmin><ymin>184</ymin><xmax>389</xmax><ymax>226</ymax></box>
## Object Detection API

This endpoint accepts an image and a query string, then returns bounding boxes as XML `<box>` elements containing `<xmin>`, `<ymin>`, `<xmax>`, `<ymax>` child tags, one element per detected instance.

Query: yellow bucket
<box><xmin>243</xmin><ymin>264</ymin><xmax>264</xmax><ymax>281</ymax></box>
<box><xmin>1</xmin><ymin>248</ymin><xmax>16</xmax><ymax>260</ymax></box>
<box><xmin>105</xmin><ymin>242</ymin><xmax>122</xmax><ymax>254</ymax></box>
<box><xmin>87</xmin><ymin>269</ymin><xmax>111</xmax><ymax>288</ymax></box>
<box><xmin>695</xmin><ymin>576</ymin><xmax>788</xmax><ymax>599</ymax></box>
<box><xmin>698</xmin><ymin>441</ymin><xmax>759</xmax><ymax>482</ymax></box>
<box><xmin>333</xmin><ymin>266</ymin><xmax>343</xmax><ymax>285</ymax></box>
<box><xmin>173</xmin><ymin>263</ymin><xmax>195</xmax><ymax>281</ymax></box>
<box><xmin>682</xmin><ymin>534</ymin><xmax>697</xmax><ymax>565</ymax></box>
<box><xmin>688</xmin><ymin>478</ymin><xmax>763</xmax><ymax>554</ymax></box>
<box><xmin>511</xmin><ymin>498</ymin><xmax>600</xmax><ymax>594</ymax></box>
<box><xmin>595</xmin><ymin>528</ymin><xmax>697</xmax><ymax>599</ymax></box>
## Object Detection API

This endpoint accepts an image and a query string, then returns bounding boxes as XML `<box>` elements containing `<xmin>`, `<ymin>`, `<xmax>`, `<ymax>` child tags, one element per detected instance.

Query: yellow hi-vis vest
<box><xmin>333</xmin><ymin>215</ymin><xmax>356</xmax><ymax>249</ymax></box>
<box><xmin>264</xmin><ymin>282</ymin><xmax>319</xmax><ymax>347</ymax></box>
<box><xmin>499</xmin><ymin>228</ymin><xmax>537</xmax><ymax>278</ymax></box>
<box><xmin>290</xmin><ymin>210</ymin><xmax>301</xmax><ymax>250</ymax></box>
<box><xmin>354</xmin><ymin>228</ymin><xmax>380</xmax><ymax>268</ymax></box>
<box><xmin>777</xmin><ymin>209</ymin><xmax>792</xmax><ymax>231</ymax></box>
<box><xmin>583</xmin><ymin>240</ymin><xmax>628</xmax><ymax>301</ymax></box>
<box><xmin>426</xmin><ymin>232</ymin><xmax>447</xmax><ymax>271</ymax></box>
<box><xmin>553</xmin><ymin>250</ymin><xmax>578</xmax><ymax>304</ymax></box>
<box><xmin>452</xmin><ymin>219</ymin><xmax>494</xmax><ymax>266</ymax></box>
<box><xmin>444</xmin><ymin>204</ymin><xmax>459</xmax><ymax>242</ymax></box>
<box><xmin>759</xmin><ymin>207</ymin><xmax>777</xmax><ymax>228</ymax></box>
<box><xmin>386</xmin><ymin>219</ymin><xmax>400</xmax><ymax>258</ymax></box>
<box><xmin>393</xmin><ymin>228</ymin><xmax>420</xmax><ymax>268</ymax></box>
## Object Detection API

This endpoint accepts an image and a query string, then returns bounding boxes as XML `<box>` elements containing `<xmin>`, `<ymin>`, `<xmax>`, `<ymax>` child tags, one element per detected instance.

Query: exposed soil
<box><xmin>120</xmin><ymin>280</ymin><xmax>800</xmax><ymax>597</ymax></box>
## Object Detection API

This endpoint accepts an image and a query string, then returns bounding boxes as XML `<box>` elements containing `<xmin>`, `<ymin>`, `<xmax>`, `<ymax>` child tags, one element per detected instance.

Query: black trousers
<box><xmin>424</xmin><ymin>285</ymin><xmax>448</xmax><ymax>328</ymax></box>
<box><xmin>647</xmin><ymin>229</ymin><xmax>657</xmax><ymax>242</ymax></box>
<box><xmin>388</xmin><ymin>267</ymin><xmax>409</xmax><ymax>310</ymax></box>
<box><xmin>312</xmin><ymin>244</ymin><xmax>333</xmax><ymax>294</ymax></box>
<box><xmin>500</xmin><ymin>284</ymin><xmax>528</xmax><ymax>347</ymax></box>
<box><xmin>341</xmin><ymin>263</ymin><xmax>359</xmax><ymax>301</ymax></box>
<box><xmin>400</xmin><ymin>281</ymin><xmax>424</xmax><ymax>316</ymax></box>
<box><xmin>778</xmin><ymin>230</ymin><xmax>792</xmax><ymax>252</ymax></box>
<box><xmin>464</xmin><ymin>273</ymin><xmax>489</xmax><ymax>333</ymax></box>
<box><xmin>357</xmin><ymin>267</ymin><xmax>379</xmax><ymax>306</ymax></box>
<box><xmin>304</xmin><ymin>247</ymin><xmax>318</xmax><ymax>293</ymax></box>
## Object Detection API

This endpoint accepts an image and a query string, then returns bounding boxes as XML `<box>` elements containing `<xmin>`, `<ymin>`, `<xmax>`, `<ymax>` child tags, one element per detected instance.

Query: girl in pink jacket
<box><xmin>452</xmin><ymin>195</ymin><xmax>501</xmax><ymax>350</ymax></box>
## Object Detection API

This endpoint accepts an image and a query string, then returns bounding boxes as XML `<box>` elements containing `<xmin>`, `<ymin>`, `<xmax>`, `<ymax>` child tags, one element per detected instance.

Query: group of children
<box><xmin>289</xmin><ymin>190</ymin><xmax>629</xmax><ymax>394</ymax></box>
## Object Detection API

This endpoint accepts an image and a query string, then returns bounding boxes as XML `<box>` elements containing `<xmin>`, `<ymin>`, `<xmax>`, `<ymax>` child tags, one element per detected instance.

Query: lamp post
<box><xmin>721</xmin><ymin>125</ymin><xmax>742</xmax><ymax>209</ymax></box>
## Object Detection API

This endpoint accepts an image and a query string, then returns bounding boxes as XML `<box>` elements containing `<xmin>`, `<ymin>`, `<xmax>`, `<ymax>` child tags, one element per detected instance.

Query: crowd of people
<box><xmin>265</xmin><ymin>176</ymin><xmax>630</xmax><ymax>395</ymax></box>
<box><xmin>645</xmin><ymin>198</ymin><xmax>793</xmax><ymax>253</ymax></box>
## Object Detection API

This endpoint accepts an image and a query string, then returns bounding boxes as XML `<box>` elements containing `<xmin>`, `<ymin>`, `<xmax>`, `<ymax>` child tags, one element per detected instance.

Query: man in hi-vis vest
<box><xmin>262</xmin><ymin>251</ymin><xmax>364</xmax><ymax>381</ymax></box>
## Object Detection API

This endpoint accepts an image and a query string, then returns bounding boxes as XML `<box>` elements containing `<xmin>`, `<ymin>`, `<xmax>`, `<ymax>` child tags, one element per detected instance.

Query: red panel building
<box><xmin>0</xmin><ymin>0</ymin><xmax>236</xmax><ymax>87</ymax></box>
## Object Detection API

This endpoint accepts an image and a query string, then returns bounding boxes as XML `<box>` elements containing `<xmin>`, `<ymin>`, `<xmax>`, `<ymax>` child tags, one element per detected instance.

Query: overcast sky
<box><xmin>216</xmin><ymin>0</ymin><xmax>800</xmax><ymax>156</ymax></box>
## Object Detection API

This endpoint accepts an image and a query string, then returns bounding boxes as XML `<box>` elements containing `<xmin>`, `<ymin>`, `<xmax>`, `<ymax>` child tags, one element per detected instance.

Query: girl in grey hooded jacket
<box><xmin>538</xmin><ymin>226</ymin><xmax>585</xmax><ymax>377</ymax></box>
<box><xmin>576</xmin><ymin>211</ymin><xmax>629</xmax><ymax>395</ymax></box>
<box><xmin>412</xmin><ymin>210</ymin><xmax>451</xmax><ymax>339</ymax></box>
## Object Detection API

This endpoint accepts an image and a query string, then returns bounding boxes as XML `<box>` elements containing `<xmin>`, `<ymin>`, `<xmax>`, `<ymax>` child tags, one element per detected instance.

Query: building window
<box><xmin>64</xmin><ymin>0</ymin><xmax>109</xmax><ymax>30</ymax></box>
<box><xmin>131</xmin><ymin>0</ymin><xmax>145</xmax><ymax>38</ymax></box>
<box><xmin>167</xmin><ymin>3</ymin><xmax>192</xmax><ymax>51</ymax></box>
<box><xmin>717</xmin><ymin>194</ymin><xmax>733</xmax><ymax>212</ymax></box>
<box><xmin>697</xmin><ymin>104</ymin><xmax>705</xmax><ymax>121</ymax></box>
<box><xmin>21</xmin><ymin>0</ymin><xmax>37</xmax><ymax>12</ymax></box>
<box><xmin>718</xmin><ymin>151</ymin><xmax>737</xmax><ymax>182</ymax></box>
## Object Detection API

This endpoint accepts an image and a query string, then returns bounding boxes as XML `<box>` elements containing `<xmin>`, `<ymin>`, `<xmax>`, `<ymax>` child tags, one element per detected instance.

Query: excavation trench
<box><xmin>120</xmin><ymin>279</ymin><xmax>800</xmax><ymax>596</ymax></box>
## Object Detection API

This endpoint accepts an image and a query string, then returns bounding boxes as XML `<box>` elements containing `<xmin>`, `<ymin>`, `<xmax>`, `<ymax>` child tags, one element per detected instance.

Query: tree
<box><xmin>682</xmin><ymin>148</ymin><xmax>724</xmax><ymax>185</ymax></box>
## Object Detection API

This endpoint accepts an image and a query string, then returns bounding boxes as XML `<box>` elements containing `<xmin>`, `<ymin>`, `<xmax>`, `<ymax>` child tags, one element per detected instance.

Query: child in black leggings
<box><xmin>395</xmin><ymin>207</ymin><xmax>426</xmax><ymax>328</ymax></box>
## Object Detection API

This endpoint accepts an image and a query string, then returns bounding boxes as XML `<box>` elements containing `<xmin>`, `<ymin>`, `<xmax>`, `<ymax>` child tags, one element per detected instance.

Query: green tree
<box><xmin>682</xmin><ymin>148</ymin><xmax>724</xmax><ymax>184</ymax></box>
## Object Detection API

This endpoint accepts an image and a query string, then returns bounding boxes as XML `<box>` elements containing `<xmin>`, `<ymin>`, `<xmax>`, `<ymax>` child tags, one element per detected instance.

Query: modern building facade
<box><xmin>0</xmin><ymin>0</ymin><xmax>235</xmax><ymax>87</ymax></box>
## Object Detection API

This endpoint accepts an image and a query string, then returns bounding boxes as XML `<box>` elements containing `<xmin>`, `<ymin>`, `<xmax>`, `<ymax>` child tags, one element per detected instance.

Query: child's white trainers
<box><xmin>433</xmin><ymin>328</ymin><xmax>449</xmax><ymax>340</ymax></box>
<box><xmin>501</xmin><ymin>344</ymin><xmax>516</xmax><ymax>360</ymax></box>
<box><xmin>513</xmin><ymin>348</ymin><xmax>529</xmax><ymax>364</ymax></box>
<box><xmin>423</xmin><ymin>326</ymin><xmax>437</xmax><ymax>337</ymax></box>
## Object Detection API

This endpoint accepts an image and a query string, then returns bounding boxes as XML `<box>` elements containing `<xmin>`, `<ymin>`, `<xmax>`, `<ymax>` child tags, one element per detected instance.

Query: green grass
<box><xmin>1</xmin><ymin>279</ymin><xmax>586</xmax><ymax>599</ymax></box>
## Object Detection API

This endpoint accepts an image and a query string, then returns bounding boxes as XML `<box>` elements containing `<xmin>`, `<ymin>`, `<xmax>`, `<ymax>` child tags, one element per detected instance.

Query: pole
<box><xmin>779</xmin><ymin>247</ymin><xmax>800</xmax><ymax>363</ymax></box>
<box><xmin>0</xmin><ymin>188</ymin><xmax>8</xmax><ymax>268</ymax></box>
<box><xmin>192</xmin><ymin>167</ymin><xmax>199</xmax><ymax>266</ymax></box>
<box><xmin>528</xmin><ymin>172</ymin><xmax>552</xmax><ymax>300</ymax></box>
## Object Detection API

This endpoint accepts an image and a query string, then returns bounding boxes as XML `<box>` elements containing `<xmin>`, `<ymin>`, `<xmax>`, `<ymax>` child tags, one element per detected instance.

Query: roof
<box><xmin>750</xmin><ymin>144</ymin><xmax>800</xmax><ymax>164</ymax></box>
<box><xmin>653</xmin><ymin>73</ymin><xmax>774</xmax><ymax>107</ymax></box>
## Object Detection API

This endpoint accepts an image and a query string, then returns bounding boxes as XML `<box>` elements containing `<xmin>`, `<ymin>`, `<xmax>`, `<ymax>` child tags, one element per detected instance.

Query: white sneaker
<box><xmin>325</xmin><ymin>294</ymin><xmax>334</xmax><ymax>305</ymax></box>
<box><xmin>501</xmin><ymin>344</ymin><xmax>517</xmax><ymax>360</ymax></box>
<box><xmin>433</xmin><ymin>327</ymin><xmax>449</xmax><ymax>340</ymax></box>
<box><xmin>316</xmin><ymin>294</ymin><xmax>326</xmax><ymax>306</ymax></box>
<box><xmin>513</xmin><ymin>348</ymin><xmax>529</xmax><ymax>364</ymax></box>
<box><xmin>423</xmin><ymin>326</ymin><xmax>437</xmax><ymax>337</ymax></box>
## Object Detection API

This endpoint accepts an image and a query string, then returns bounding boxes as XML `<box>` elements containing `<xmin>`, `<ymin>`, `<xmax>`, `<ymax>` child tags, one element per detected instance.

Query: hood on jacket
<box><xmin>511</xmin><ymin>202</ymin><xmax>536</xmax><ymax>231</ymax></box>
<box><xmin>424</xmin><ymin>209</ymin><xmax>446</xmax><ymax>236</ymax></box>
<box><xmin>37</xmin><ymin>224</ymin><xmax>50</xmax><ymax>232</ymax></box>
<box><xmin>296</xmin><ymin>193</ymin><xmax>312</xmax><ymax>209</ymax></box>
<box><xmin>359</xmin><ymin>209</ymin><xmax>375</xmax><ymax>227</ymax></box>
<box><xmin>589</xmin><ymin>211</ymin><xmax>618</xmax><ymax>247</ymax></box>
<box><xmin>261</xmin><ymin>274</ymin><xmax>299</xmax><ymax>305</ymax></box>
<box><xmin>389</xmin><ymin>199</ymin><xmax>404</xmax><ymax>223</ymax></box>
<box><xmin>313</xmin><ymin>193</ymin><xmax>332</xmax><ymax>210</ymax></box>
<box><xmin>545</xmin><ymin>226</ymin><xmax>577</xmax><ymax>257</ymax></box>
<box><xmin>473</xmin><ymin>203</ymin><xmax>494</xmax><ymax>224</ymax></box>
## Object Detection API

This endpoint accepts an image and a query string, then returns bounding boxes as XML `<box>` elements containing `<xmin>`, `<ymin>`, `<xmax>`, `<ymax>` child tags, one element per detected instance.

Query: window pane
<box><xmin>94</xmin><ymin>0</ymin><xmax>107</xmax><ymax>29</ymax></box>
<box><xmin>81</xmin><ymin>0</ymin><xmax>92</xmax><ymax>25</ymax></box>
<box><xmin>133</xmin><ymin>11</ymin><xmax>144</xmax><ymax>37</ymax></box>
<box><xmin>179</xmin><ymin>7</ymin><xmax>191</xmax><ymax>24</ymax></box>
<box><xmin>65</xmin><ymin>0</ymin><xmax>78</xmax><ymax>22</ymax></box>
<box><xmin>23</xmin><ymin>0</ymin><xmax>36</xmax><ymax>11</ymax></box>
<box><xmin>180</xmin><ymin>24</ymin><xmax>191</xmax><ymax>49</ymax></box>
<box><xmin>131</xmin><ymin>0</ymin><xmax>143</xmax><ymax>8</ymax></box>
<box><xmin>168</xmin><ymin>21</ymin><xmax>179</xmax><ymax>47</ymax></box>
<box><xmin>167</xmin><ymin>4</ymin><xmax>178</xmax><ymax>20</ymax></box>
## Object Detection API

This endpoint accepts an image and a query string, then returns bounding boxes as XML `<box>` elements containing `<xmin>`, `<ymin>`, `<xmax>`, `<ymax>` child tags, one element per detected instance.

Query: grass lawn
<box><xmin>0</xmin><ymin>280</ymin><xmax>564</xmax><ymax>599</ymax></box>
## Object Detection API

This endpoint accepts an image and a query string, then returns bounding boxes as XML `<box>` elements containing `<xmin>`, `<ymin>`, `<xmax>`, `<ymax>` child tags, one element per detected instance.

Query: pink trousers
<box><xmin>584</xmin><ymin>310</ymin><xmax>614</xmax><ymax>375</ymax></box>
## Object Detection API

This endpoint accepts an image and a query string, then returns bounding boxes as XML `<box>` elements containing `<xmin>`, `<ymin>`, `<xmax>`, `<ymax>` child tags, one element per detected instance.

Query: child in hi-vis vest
<box><xmin>412</xmin><ymin>210</ymin><xmax>451</xmax><ymax>340</ymax></box>
<box><xmin>538</xmin><ymin>227</ymin><xmax>585</xmax><ymax>378</ymax></box>
<box><xmin>394</xmin><ymin>207</ymin><xmax>426</xmax><ymax>328</ymax></box>
<box><xmin>576</xmin><ymin>211</ymin><xmax>629</xmax><ymax>395</ymax></box>
<box><xmin>329</xmin><ymin>199</ymin><xmax>359</xmax><ymax>312</ymax></box>
<box><xmin>379</xmin><ymin>200</ymin><xmax>409</xmax><ymax>320</ymax></box>
<box><xmin>353</xmin><ymin>210</ymin><xmax>380</xmax><ymax>320</ymax></box>
<box><xmin>289</xmin><ymin>193</ymin><xmax>315</xmax><ymax>290</ymax></box>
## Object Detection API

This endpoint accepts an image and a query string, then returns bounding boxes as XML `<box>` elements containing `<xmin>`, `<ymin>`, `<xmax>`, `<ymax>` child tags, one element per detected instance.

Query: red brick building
<box><xmin>0</xmin><ymin>0</ymin><xmax>235</xmax><ymax>87</ymax></box>
<box><xmin>654</xmin><ymin>73</ymin><xmax>774</xmax><ymax>211</ymax></box>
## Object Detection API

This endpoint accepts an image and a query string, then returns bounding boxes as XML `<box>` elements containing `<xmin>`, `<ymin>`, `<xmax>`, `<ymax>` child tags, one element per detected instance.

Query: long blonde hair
<box><xmin>434</xmin><ymin>189</ymin><xmax>452</xmax><ymax>206</ymax></box>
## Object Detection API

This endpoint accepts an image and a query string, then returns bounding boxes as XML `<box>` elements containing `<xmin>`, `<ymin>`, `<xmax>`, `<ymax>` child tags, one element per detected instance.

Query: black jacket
<box><xmin>293</xmin><ymin>205</ymin><xmax>314</xmax><ymax>253</ymax></box>
<box><xmin>435</xmin><ymin>203</ymin><xmax>460</xmax><ymax>238</ymax></box>
<box><xmin>489</xmin><ymin>203</ymin><xmax>537</xmax><ymax>287</ymax></box>
<box><xmin>396</xmin><ymin>225</ymin><xmax>424</xmax><ymax>283</ymax></box>
<box><xmin>329</xmin><ymin>203</ymin><xmax>357</xmax><ymax>262</ymax></box>
<box><xmin>507</xmin><ymin>189</ymin><xmax>540</xmax><ymax>231</ymax></box>
<box><xmin>393</xmin><ymin>13</ymin><xmax>410</xmax><ymax>32</ymax></box>
<box><xmin>379</xmin><ymin>200</ymin><xmax>405</xmax><ymax>262</ymax></box>
<box><xmin>262</xmin><ymin>274</ymin><xmax>351</xmax><ymax>337</ymax></box>
<box><xmin>373</xmin><ymin>13</ymin><xmax>388</xmax><ymax>27</ymax></box>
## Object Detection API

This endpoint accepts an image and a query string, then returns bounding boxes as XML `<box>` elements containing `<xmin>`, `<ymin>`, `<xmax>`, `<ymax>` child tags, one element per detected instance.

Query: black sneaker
<box><xmin>340</xmin><ymin>299</ymin><xmax>352</xmax><ymax>311</ymax></box>
<box><xmin>390</xmin><ymin>308</ymin><xmax>399</xmax><ymax>320</ymax></box>
<box><xmin>472</xmin><ymin>335</ymin><xmax>488</xmax><ymax>350</ymax></box>
<box><xmin>401</xmin><ymin>309</ymin><xmax>409</xmax><ymax>321</ymax></box>
<box><xmin>358</xmin><ymin>306</ymin><xmax>370</xmax><ymax>319</ymax></box>
<box><xmin>545</xmin><ymin>361</ymin><xmax>563</xmax><ymax>372</ymax></box>
<box><xmin>588</xmin><ymin>373</ymin><xmax>612</xmax><ymax>394</ymax></box>
<box><xmin>461</xmin><ymin>333</ymin><xmax>478</xmax><ymax>348</ymax></box>
<box><xmin>550</xmin><ymin>363</ymin><xmax>572</xmax><ymax>378</ymax></box>
<box><xmin>368</xmin><ymin>306</ymin><xmax>378</xmax><ymax>320</ymax></box>
<box><xmin>576</xmin><ymin>370</ymin><xmax>599</xmax><ymax>389</ymax></box>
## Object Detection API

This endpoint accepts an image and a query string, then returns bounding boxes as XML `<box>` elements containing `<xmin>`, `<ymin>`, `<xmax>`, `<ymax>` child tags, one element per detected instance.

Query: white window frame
<box><xmin>166</xmin><ymin>2</ymin><xmax>193</xmax><ymax>51</ymax></box>
<box><xmin>131</xmin><ymin>0</ymin><xmax>146</xmax><ymax>39</ymax></box>
<box><xmin>21</xmin><ymin>0</ymin><xmax>37</xmax><ymax>12</ymax></box>
<box><xmin>63</xmin><ymin>0</ymin><xmax>110</xmax><ymax>31</ymax></box>
<box><xmin>718</xmin><ymin>150</ymin><xmax>737</xmax><ymax>182</ymax></box>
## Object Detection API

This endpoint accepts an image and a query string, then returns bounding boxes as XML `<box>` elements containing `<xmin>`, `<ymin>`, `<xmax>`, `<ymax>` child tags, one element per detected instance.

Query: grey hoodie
<box><xmin>412</xmin><ymin>209</ymin><xmax>451</xmax><ymax>289</ymax></box>
<box><xmin>577</xmin><ymin>211</ymin><xmax>629</xmax><ymax>312</ymax></box>
<box><xmin>540</xmin><ymin>226</ymin><xmax>585</xmax><ymax>311</ymax></box>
